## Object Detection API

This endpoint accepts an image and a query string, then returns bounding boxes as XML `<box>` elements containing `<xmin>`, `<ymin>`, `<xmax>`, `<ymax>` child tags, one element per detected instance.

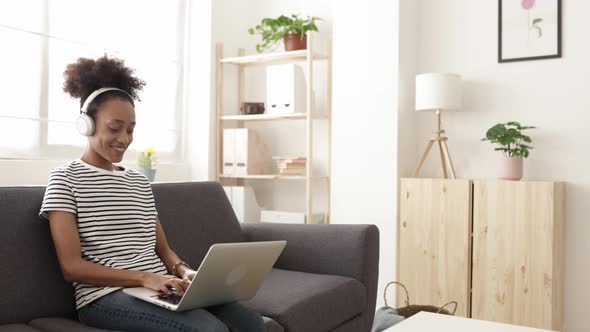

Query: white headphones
<box><xmin>77</xmin><ymin>87</ymin><xmax>133</xmax><ymax>136</ymax></box>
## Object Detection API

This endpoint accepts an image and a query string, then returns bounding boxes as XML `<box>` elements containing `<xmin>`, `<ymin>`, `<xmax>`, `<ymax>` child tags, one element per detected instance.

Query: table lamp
<box><xmin>414</xmin><ymin>73</ymin><xmax>462</xmax><ymax>179</ymax></box>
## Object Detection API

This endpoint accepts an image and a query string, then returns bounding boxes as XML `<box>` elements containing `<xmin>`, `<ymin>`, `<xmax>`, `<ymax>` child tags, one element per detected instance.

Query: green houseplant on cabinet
<box><xmin>481</xmin><ymin>122</ymin><xmax>535</xmax><ymax>180</ymax></box>
<box><xmin>248</xmin><ymin>14</ymin><xmax>321</xmax><ymax>53</ymax></box>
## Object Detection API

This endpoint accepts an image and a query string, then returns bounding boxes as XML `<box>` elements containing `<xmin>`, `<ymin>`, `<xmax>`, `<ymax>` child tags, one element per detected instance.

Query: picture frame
<box><xmin>498</xmin><ymin>0</ymin><xmax>561</xmax><ymax>63</ymax></box>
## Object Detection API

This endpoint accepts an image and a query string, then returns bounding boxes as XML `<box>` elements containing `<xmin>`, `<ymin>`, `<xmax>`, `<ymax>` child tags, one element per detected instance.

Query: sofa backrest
<box><xmin>0</xmin><ymin>186</ymin><xmax>76</xmax><ymax>324</ymax></box>
<box><xmin>0</xmin><ymin>181</ymin><xmax>243</xmax><ymax>324</ymax></box>
<box><xmin>151</xmin><ymin>182</ymin><xmax>245</xmax><ymax>268</ymax></box>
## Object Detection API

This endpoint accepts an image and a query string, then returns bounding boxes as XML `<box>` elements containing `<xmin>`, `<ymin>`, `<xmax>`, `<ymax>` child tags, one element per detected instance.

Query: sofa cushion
<box><xmin>27</xmin><ymin>316</ymin><xmax>280</xmax><ymax>332</ymax></box>
<box><xmin>29</xmin><ymin>317</ymin><xmax>122</xmax><ymax>332</ymax></box>
<box><xmin>263</xmin><ymin>316</ymin><xmax>284</xmax><ymax>332</ymax></box>
<box><xmin>242</xmin><ymin>269</ymin><xmax>366</xmax><ymax>332</ymax></box>
<box><xmin>151</xmin><ymin>182</ymin><xmax>245</xmax><ymax>267</ymax></box>
<box><xmin>0</xmin><ymin>187</ymin><xmax>77</xmax><ymax>324</ymax></box>
<box><xmin>0</xmin><ymin>325</ymin><xmax>43</xmax><ymax>332</ymax></box>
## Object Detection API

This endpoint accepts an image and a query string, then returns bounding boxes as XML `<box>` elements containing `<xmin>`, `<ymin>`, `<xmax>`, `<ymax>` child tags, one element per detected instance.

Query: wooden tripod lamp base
<box><xmin>414</xmin><ymin>73</ymin><xmax>462</xmax><ymax>179</ymax></box>
<box><xmin>414</xmin><ymin>110</ymin><xmax>456</xmax><ymax>179</ymax></box>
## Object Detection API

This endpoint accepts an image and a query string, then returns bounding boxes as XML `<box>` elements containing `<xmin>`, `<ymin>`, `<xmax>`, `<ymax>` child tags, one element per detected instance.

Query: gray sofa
<box><xmin>0</xmin><ymin>181</ymin><xmax>379</xmax><ymax>332</ymax></box>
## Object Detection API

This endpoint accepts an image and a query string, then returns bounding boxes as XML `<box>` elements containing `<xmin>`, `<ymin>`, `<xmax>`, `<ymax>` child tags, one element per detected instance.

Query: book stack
<box><xmin>273</xmin><ymin>157</ymin><xmax>306</xmax><ymax>175</ymax></box>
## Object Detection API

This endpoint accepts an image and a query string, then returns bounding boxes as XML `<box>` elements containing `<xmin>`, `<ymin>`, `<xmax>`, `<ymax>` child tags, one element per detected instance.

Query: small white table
<box><xmin>385</xmin><ymin>312</ymin><xmax>558</xmax><ymax>332</ymax></box>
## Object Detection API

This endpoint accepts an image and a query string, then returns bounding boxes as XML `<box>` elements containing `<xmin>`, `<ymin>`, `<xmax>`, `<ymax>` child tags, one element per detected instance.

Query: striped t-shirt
<box><xmin>39</xmin><ymin>159</ymin><xmax>167</xmax><ymax>309</ymax></box>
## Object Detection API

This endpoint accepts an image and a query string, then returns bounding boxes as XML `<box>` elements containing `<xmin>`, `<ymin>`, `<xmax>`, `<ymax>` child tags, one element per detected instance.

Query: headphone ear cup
<box><xmin>76</xmin><ymin>114</ymin><xmax>95</xmax><ymax>136</ymax></box>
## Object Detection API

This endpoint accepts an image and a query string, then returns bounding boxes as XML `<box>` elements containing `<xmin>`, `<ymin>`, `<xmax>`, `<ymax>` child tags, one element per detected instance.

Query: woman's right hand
<box><xmin>141</xmin><ymin>273</ymin><xmax>190</xmax><ymax>295</ymax></box>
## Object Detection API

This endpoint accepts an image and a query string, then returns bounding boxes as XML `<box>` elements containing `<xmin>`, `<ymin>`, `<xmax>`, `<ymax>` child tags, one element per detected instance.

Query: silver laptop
<box><xmin>123</xmin><ymin>240</ymin><xmax>286</xmax><ymax>311</ymax></box>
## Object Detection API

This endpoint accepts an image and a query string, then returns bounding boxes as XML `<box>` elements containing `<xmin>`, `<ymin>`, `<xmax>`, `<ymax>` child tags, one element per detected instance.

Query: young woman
<box><xmin>39</xmin><ymin>55</ymin><xmax>265</xmax><ymax>332</ymax></box>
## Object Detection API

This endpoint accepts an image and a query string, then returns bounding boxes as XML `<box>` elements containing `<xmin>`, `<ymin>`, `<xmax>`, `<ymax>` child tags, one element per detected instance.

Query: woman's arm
<box><xmin>48</xmin><ymin>211</ymin><xmax>189</xmax><ymax>295</ymax></box>
<box><xmin>155</xmin><ymin>216</ymin><xmax>196</xmax><ymax>281</ymax></box>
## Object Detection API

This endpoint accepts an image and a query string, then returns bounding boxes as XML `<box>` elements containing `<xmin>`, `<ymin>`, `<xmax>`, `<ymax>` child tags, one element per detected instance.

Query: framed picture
<box><xmin>498</xmin><ymin>0</ymin><xmax>561</xmax><ymax>62</ymax></box>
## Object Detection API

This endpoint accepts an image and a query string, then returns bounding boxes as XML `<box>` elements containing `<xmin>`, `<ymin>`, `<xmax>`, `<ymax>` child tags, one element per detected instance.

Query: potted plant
<box><xmin>137</xmin><ymin>147</ymin><xmax>157</xmax><ymax>182</ymax></box>
<box><xmin>248</xmin><ymin>14</ymin><xmax>321</xmax><ymax>53</ymax></box>
<box><xmin>482</xmin><ymin>122</ymin><xmax>536</xmax><ymax>180</ymax></box>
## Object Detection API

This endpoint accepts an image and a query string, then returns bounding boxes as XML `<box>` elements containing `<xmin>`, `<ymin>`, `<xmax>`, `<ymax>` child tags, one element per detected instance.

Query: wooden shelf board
<box><xmin>220</xmin><ymin>50</ymin><xmax>327</xmax><ymax>65</ymax></box>
<box><xmin>220</xmin><ymin>113</ymin><xmax>328</xmax><ymax>121</ymax></box>
<box><xmin>219</xmin><ymin>174</ymin><xmax>329</xmax><ymax>180</ymax></box>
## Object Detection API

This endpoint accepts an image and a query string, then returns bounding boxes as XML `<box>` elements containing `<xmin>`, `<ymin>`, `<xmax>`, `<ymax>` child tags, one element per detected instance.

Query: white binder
<box><xmin>266</xmin><ymin>64</ymin><xmax>307</xmax><ymax>114</ymax></box>
<box><xmin>222</xmin><ymin>129</ymin><xmax>236</xmax><ymax>175</ymax></box>
<box><xmin>223</xmin><ymin>186</ymin><xmax>261</xmax><ymax>223</ymax></box>
<box><xmin>222</xmin><ymin>186</ymin><xmax>232</xmax><ymax>202</ymax></box>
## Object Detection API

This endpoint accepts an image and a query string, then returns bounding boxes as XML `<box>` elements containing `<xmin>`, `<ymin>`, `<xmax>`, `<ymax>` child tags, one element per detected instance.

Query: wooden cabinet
<box><xmin>398</xmin><ymin>178</ymin><xmax>472</xmax><ymax>317</ymax></box>
<box><xmin>471</xmin><ymin>180</ymin><xmax>564</xmax><ymax>330</ymax></box>
<box><xmin>397</xmin><ymin>178</ymin><xmax>564</xmax><ymax>330</ymax></box>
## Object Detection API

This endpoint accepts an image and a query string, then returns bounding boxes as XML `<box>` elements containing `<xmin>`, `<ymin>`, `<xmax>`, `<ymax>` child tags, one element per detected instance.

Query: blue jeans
<box><xmin>77</xmin><ymin>290</ymin><xmax>265</xmax><ymax>332</ymax></box>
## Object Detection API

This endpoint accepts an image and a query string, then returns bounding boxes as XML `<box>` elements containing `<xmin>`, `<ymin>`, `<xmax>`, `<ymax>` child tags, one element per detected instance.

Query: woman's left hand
<box><xmin>182</xmin><ymin>269</ymin><xmax>198</xmax><ymax>282</ymax></box>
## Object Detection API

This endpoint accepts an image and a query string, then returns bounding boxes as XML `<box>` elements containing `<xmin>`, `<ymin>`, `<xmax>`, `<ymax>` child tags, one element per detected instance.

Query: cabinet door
<box><xmin>472</xmin><ymin>180</ymin><xmax>564</xmax><ymax>330</ymax></box>
<box><xmin>398</xmin><ymin>178</ymin><xmax>472</xmax><ymax>317</ymax></box>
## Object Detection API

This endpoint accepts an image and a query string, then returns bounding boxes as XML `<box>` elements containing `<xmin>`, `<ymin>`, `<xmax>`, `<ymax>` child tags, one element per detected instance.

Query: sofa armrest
<box><xmin>241</xmin><ymin>223</ymin><xmax>379</xmax><ymax>283</ymax></box>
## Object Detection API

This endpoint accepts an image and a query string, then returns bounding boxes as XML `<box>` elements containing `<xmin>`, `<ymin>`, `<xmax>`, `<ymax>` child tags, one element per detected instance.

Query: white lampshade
<box><xmin>415</xmin><ymin>73</ymin><xmax>462</xmax><ymax>111</ymax></box>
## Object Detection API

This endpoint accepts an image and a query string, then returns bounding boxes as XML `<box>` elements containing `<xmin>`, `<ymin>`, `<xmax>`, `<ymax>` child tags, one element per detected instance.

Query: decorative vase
<box><xmin>283</xmin><ymin>33</ymin><xmax>307</xmax><ymax>51</ymax></box>
<box><xmin>498</xmin><ymin>156</ymin><xmax>523</xmax><ymax>181</ymax></box>
<box><xmin>137</xmin><ymin>168</ymin><xmax>156</xmax><ymax>182</ymax></box>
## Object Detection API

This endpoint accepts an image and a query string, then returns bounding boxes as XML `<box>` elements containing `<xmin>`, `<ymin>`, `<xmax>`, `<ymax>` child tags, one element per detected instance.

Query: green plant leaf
<box><xmin>248</xmin><ymin>14</ymin><xmax>322</xmax><ymax>53</ymax></box>
<box><xmin>482</xmin><ymin>121</ymin><xmax>535</xmax><ymax>158</ymax></box>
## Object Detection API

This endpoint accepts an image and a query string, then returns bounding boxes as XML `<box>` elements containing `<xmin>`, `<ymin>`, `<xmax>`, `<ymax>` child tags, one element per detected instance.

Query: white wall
<box><xmin>412</xmin><ymin>0</ymin><xmax>590</xmax><ymax>330</ymax></box>
<box><xmin>332</xmin><ymin>0</ymin><xmax>399</xmax><ymax>309</ymax></box>
<box><xmin>397</xmin><ymin>0</ymin><xmax>419</xmax><ymax>178</ymax></box>
<box><xmin>183</xmin><ymin>0</ymin><xmax>213</xmax><ymax>181</ymax></box>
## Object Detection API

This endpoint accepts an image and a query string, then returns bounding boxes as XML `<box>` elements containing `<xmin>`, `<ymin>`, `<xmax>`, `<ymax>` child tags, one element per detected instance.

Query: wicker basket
<box><xmin>383</xmin><ymin>281</ymin><xmax>458</xmax><ymax>319</ymax></box>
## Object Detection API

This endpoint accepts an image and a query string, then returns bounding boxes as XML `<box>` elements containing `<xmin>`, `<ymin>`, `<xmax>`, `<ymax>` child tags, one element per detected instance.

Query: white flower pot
<box><xmin>137</xmin><ymin>168</ymin><xmax>156</xmax><ymax>182</ymax></box>
<box><xmin>498</xmin><ymin>156</ymin><xmax>523</xmax><ymax>181</ymax></box>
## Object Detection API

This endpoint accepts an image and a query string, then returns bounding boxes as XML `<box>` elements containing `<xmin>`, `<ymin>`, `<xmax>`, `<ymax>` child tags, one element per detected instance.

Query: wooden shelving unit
<box><xmin>218</xmin><ymin>174</ymin><xmax>330</xmax><ymax>181</ymax></box>
<box><xmin>215</xmin><ymin>32</ymin><xmax>332</xmax><ymax>224</ymax></box>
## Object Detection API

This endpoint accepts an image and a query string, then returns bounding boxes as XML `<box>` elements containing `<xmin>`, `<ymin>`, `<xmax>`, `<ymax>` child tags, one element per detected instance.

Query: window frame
<box><xmin>0</xmin><ymin>0</ymin><xmax>187</xmax><ymax>164</ymax></box>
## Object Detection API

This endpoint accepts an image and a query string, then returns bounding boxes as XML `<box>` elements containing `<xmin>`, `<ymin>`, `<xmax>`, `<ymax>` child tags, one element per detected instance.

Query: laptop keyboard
<box><xmin>153</xmin><ymin>293</ymin><xmax>183</xmax><ymax>305</ymax></box>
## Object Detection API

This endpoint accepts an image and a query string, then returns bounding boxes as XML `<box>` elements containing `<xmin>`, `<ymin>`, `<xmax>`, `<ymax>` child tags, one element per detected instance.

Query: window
<box><xmin>0</xmin><ymin>0</ymin><xmax>187</xmax><ymax>161</ymax></box>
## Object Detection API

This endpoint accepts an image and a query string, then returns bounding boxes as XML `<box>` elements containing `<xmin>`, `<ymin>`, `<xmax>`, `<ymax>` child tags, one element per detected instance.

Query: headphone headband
<box><xmin>80</xmin><ymin>87</ymin><xmax>132</xmax><ymax>114</ymax></box>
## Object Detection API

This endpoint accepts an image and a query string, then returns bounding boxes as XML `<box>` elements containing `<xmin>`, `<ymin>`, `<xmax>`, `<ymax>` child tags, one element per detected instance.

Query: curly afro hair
<box><xmin>63</xmin><ymin>55</ymin><xmax>146</xmax><ymax>116</ymax></box>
